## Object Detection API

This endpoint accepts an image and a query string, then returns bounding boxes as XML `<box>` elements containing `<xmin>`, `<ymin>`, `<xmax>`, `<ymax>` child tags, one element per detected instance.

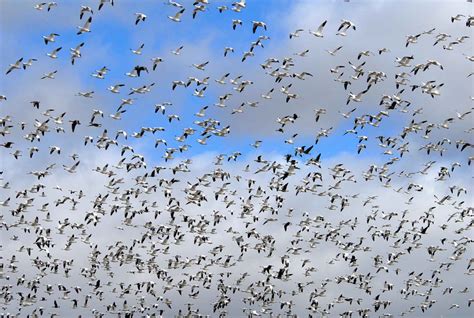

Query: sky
<box><xmin>0</xmin><ymin>0</ymin><xmax>473</xmax><ymax>317</ymax></box>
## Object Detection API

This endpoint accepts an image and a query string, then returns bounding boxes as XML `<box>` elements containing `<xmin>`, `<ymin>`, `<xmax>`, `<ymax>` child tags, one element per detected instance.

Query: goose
<box><xmin>309</xmin><ymin>20</ymin><xmax>327</xmax><ymax>37</ymax></box>
<box><xmin>464</xmin><ymin>54</ymin><xmax>474</xmax><ymax>62</ymax></box>
<box><xmin>91</xmin><ymin>66</ymin><xmax>109</xmax><ymax>79</ymax></box>
<box><xmin>292</xmin><ymin>72</ymin><xmax>313</xmax><ymax>80</ymax></box>
<box><xmin>172</xmin><ymin>80</ymin><xmax>187</xmax><ymax>90</ymax></box>
<box><xmin>49</xmin><ymin>146</ymin><xmax>61</xmax><ymax>154</ymax></box>
<box><xmin>43</xmin><ymin>33</ymin><xmax>59</xmax><ymax>45</ymax></box>
<box><xmin>330</xmin><ymin>65</ymin><xmax>345</xmax><ymax>73</ymax></box>
<box><xmin>232</xmin><ymin>0</ymin><xmax>246</xmax><ymax>11</ymax></box>
<box><xmin>467</xmin><ymin>15</ymin><xmax>474</xmax><ymax>27</ymax></box>
<box><xmin>165</xmin><ymin>0</ymin><xmax>183</xmax><ymax>8</ymax></box>
<box><xmin>232</xmin><ymin>19</ymin><xmax>242</xmax><ymax>30</ymax></box>
<box><xmin>79</xmin><ymin>6</ymin><xmax>93</xmax><ymax>19</ymax></box>
<box><xmin>108</xmin><ymin>84</ymin><xmax>125</xmax><ymax>94</ymax></box>
<box><xmin>5</xmin><ymin>58</ymin><xmax>23</xmax><ymax>75</ymax></box>
<box><xmin>433</xmin><ymin>33</ymin><xmax>451</xmax><ymax>46</ymax></box>
<box><xmin>192</xmin><ymin>61</ymin><xmax>209</xmax><ymax>70</ymax></box>
<box><xmin>456</xmin><ymin>35</ymin><xmax>470</xmax><ymax>43</ymax></box>
<box><xmin>151</xmin><ymin>57</ymin><xmax>164</xmax><ymax>70</ymax></box>
<box><xmin>110</xmin><ymin>110</ymin><xmax>126</xmax><ymax>120</ymax></box>
<box><xmin>252</xmin><ymin>21</ymin><xmax>267</xmax><ymax>33</ymax></box>
<box><xmin>70</xmin><ymin>120</ymin><xmax>81</xmax><ymax>132</ymax></box>
<box><xmin>357</xmin><ymin>50</ymin><xmax>373</xmax><ymax>59</ymax></box>
<box><xmin>168</xmin><ymin>8</ymin><xmax>185</xmax><ymax>22</ymax></box>
<box><xmin>63</xmin><ymin>161</ymin><xmax>80</xmax><ymax>173</ymax></box>
<box><xmin>22</xmin><ymin>58</ymin><xmax>38</xmax><ymax>70</ymax></box>
<box><xmin>34</xmin><ymin>2</ymin><xmax>47</xmax><ymax>10</ymax></box>
<box><xmin>405</xmin><ymin>34</ymin><xmax>421</xmax><ymax>47</ymax></box>
<box><xmin>217</xmin><ymin>5</ymin><xmax>228</xmax><ymax>12</ymax></box>
<box><xmin>456</xmin><ymin>110</ymin><xmax>472</xmax><ymax>120</ymax></box>
<box><xmin>135</xmin><ymin>13</ymin><xmax>147</xmax><ymax>25</ymax></box>
<box><xmin>52</xmin><ymin>112</ymin><xmax>66</xmax><ymax>124</ymax></box>
<box><xmin>98</xmin><ymin>0</ymin><xmax>114</xmax><ymax>11</ymax></box>
<box><xmin>241</xmin><ymin>51</ymin><xmax>254</xmax><ymax>62</ymax></box>
<box><xmin>77</xmin><ymin>17</ymin><xmax>92</xmax><ymax>35</ymax></box>
<box><xmin>70</xmin><ymin>42</ymin><xmax>85</xmax><ymax>65</ymax></box>
<box><xmin>337</xmin><ymin>19</ymin><xmax>356</xmax><ymax>33</ymax></box>
<box><xmin>46</xmin><ymin>47</ymin><xmax>62</xmax><ymax>59</ymax></box>
<box><xmin>134</xmin><ymin>65</ymin><xmax>148</xmax><ymax>77</ymax></box>
<box><xmin>231</xmin><ymin>104</ymin><xmax>245</xmax><ymax>114</ymax></box>
<box><xmin>77</xmin><ymin>91</ymin><xmax>94</xmax><ymax>98</ymax></box>
<box><xmin>314</xmin><ymin>108</ymin><xmax>326</xmax><ymax>122</ymax></box>
<box><xmin>171</xmin><ymin>45</ymin><xmax>184</xmax><ymax>55</ymax></box>
<box><xmin>294</xmin><ymin>49</ymin><xmax>310</xmax><ymax>57</ymax></box>
<box><xmin>347</xmin><ymin>87</ymin><xmax>371</xmax><ymax>105</ymax></box>
<box><xmin>45</xmin><ymin>1</ymin><xmax>57</xmax><ymax>11</ymax></box>
<box><xmin>192</xmin><ymin>4</ymin><xmax>206</xmax><ymax>19</ymax></box>
<box><xmin>443</xmin><ymin>41</ymin><xmax>460</xmax><ymax>50</ymax></box>
<box><xmin>289</xmin><ymin>29</ymin><xmax>304</xmax><ymax>39</ymax></box>
<box><xmin>194</xmin><ymin>106</ymin><xmax>208</xmax><ymax>117</ymax></box>
<box><xmin>451</xmin><ymin>14</ymin><xmax>465</xmax><ymax>22</ymax></box>
<box><xmin>326</xmin><ymin>46</ymin><xmax>343</xmax><ymax>56</ymax></box>
<box><xmin>131</xmin><ymin>43</ymin><xmax>145</xmax><ymax>55</ymax></box>
<box><xmin>41</xmin><ymin>70</ymin><xmax>58</xmax><ymax>79</ymax></box>
<box><xmin>215</xmin><ymin>73</ymin><xmax>230</xmax><ymax>84</ymax></box>
<box><xmin>223</xmin><ymin>47</ymin><xmax>234</xmax><ymax>57</ymax></box>
<box><xmin>395</xmin><ymin>55</ymin><xmax>414</xmax><ymax>67</ymax></box>
<box><xmin>261</xmin><ymin>88</ymin><xmax>274</xmax><ymax>99</ymax></box>
<box><xmin>193</xmin><ymin>87</ymin><xmax>207</xmax><ymax>97</ymax></box>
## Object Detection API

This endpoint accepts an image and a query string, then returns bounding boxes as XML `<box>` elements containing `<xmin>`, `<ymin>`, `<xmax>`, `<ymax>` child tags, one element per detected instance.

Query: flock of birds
<box><xmin>1</xmin><ymin>0</ymin><xmax>474</xmax><ymax>317</ymax></box>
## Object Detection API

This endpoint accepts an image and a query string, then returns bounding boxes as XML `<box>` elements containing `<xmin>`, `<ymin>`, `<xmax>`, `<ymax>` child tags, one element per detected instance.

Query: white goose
<box><xmin>77</xmin><ymin>17</ymin><xmax>92</xmax><ymax>35</ymax></box>
<box><xmin>43</xmin><ymin>33</ymin><xmax>59</xmax><ymax>45</ymax></box>
<box><xmin>309</xmin><ymin>20</ymin><xmax>327</xmax><ymax>38</ymax></box>
<box><xmin>5</xmin><ymin>58</ymin><xmax>23</xmax><ymax>75</ymax></box>
<box><xmin>168</xmin><ymin>8</ymin><xmax>185</xmax><ymax>22</ymax></box>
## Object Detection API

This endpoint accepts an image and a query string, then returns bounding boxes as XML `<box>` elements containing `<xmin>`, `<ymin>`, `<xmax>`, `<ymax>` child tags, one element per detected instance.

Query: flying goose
<box><xmin>192</xmin><ymin>4</ymin><xmax>206</xmax><ymax>19</ymax></box>
<box><xmin>34</xmin><ymin>2</ymin><xmax>47</xmax><ymax>10</ymax></box>
<box><xmin>347</xmin><ymin>86</ymin><xmax>371</xmax><ymax>105</ymax></box>
<box><xmin>171</xmin><ymin>45</ymin><xmax>184</xmax><ymax>55</ymax></box>
<box><xmin>192</xmin><ymin>61</ymin><xmax>209</xmax><ymax>71</ymax></box>
<box><xmin>70</xmin><ymin>42</ymin><xmax>85</xmax><ymax>65</ymax></box>
<box><xmin>47</xmin><ymin>2</ymin><xmax>58</xmax><ymax>12</ymax></box>
<box><xmin>77</xmin><ymin>17</ymin><xmax>92</xmax><ymax>34</ymax></box>
<box><xmin>252</xmin><ymin>21</ymin><xmax>267</xmax><ymax>33</ymax></box>
<box><xmin>151</xmin><ymin>57</ymin><xmax>164</xmax><ymax>70</ymax></box>
<box><xmin>224</xmin><ymin>47</ymin><xmax>234</xmax><ymax>56</ymax></box>
<box><xmin>232</xmin><ymin>19</ymin><xmax>243</xmax><ymax>30</ymax></box>
<box><xmin>215</xmin><ymin>73</ymin><xmax>230</xmax><ymax>84</ymax></box>
<box><xmin>98</xmin><ymin>0</ymin><xmax>114</xmax><ymax>11</ymax></box>
<box><xmin>5</xmin><ymin>58</ymin><xmax>23</xmax><ymax>75</ymax></box>
<box><xmin>43</xmin><ymin>33</ymin><xmax>59</xmax><ymax>45</ymax></box>
<box><xmin>309</xmin><ymin>20</ymin><xmax>327</xmax><ymax>37</ymax></box>
<box><xmin>41</xmin><ymin>70</ymin><xmax>58</xmax><ymax>79</ymax></box>
<box><xmin>46</xmin><ymin>47</ymin><xmax>62</xmax><ymax>59</ymax></box>
<box><xmin>326</xmin><ymin>46</ymin><xmax>343</xmax><ymax>56</ymax></box>
<box><xmin>289</xmin><ymin>29</ymin><xmax>304</xmax><ymax>39</ymax></box>
<box><xmin>108</xmin><ymin>83</ymin><xmax>125</xmax><ymax>93</ymax></box>
<box><xmin>165</xmin><ymin>0</ymin><xmax>183</xmax><ymax>8</ymax></box>
<box><xmin>232</xmin><ymin>0</ymin><xmax>246</xmax><ymax>11</ymax></box>
<box><xmin>168</xmin><ymin>8</ymin><xmax>185</xmax><ymax>22</ymax></box>
<box><xmin>130</xmin><ymin>43</ymin><xmax>145</xmax><ymax>55</ymax></box>
<box><xmin>135</xmin><ymin>12</ymin><xmax>147</xmax><ymax>25</ymax></box>
<box><xmin>337</xmin><ymin>19</ymin><xmax>356</xmax><ymax>35</ymax></box>
<box><xmin>79</xmin><ymin>6</ymin><xmax>93</xmax><ymax>19</ymax></box>
<box><xmin>22</xmin><ymin>58</ymin><xmax>38</xmax><ymax>70</ymax></box>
